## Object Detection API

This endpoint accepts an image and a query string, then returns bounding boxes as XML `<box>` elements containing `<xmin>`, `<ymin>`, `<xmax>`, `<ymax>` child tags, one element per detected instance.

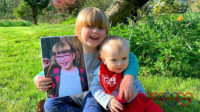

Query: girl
<box><xmin>44</xmin><ymin>40</ymin><xmax>88</xmax><ymax>98</ymax></box>
<box><xmin>34</xmin><ymin>7</ymin><xmax>144</xmax><ymax>112</ymax></box>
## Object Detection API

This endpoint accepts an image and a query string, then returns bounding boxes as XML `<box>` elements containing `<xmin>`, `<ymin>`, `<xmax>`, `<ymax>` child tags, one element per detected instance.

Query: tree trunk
<box><xmin>32</xmin><ymin>6</ymin><xmax>38</xmax><ymax>25</ymax></box>
<box><xmin>105</xmin><ymin>0</ymin><xmax>149</xmax><ymax>26</ymax></box>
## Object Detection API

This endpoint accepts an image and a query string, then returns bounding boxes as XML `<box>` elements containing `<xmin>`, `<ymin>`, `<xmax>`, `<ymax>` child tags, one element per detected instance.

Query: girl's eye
<box><xmin>87</xmin><ymin>25</ymin><xmax>93</xmax><ymax>28</ymax></box>
<box><xmin>98</xmin><ymin>26</ymin><xmax>104</xmax><ymax>29</ymax></box>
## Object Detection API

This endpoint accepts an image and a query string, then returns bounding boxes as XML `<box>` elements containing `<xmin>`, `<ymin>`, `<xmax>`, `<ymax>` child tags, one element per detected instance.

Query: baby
<box><xmin>90</xmin><ymin>35</ymin><xmax>163</xmax><ymax>112</ymax></box>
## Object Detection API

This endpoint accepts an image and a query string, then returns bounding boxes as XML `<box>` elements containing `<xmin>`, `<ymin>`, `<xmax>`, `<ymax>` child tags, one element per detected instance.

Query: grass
<box><xmin>0</xmin><ymin>14</ymin><xmax>199</xmax><ymax>111</ymax></box>
<box><xmin>139</xmin><ymin>75</ymin><xmax>200</xmax><ymax>112</ymax></box>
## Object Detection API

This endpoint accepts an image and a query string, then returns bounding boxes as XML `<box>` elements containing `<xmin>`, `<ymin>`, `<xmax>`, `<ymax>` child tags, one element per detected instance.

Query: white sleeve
<box><xmin>90</xmin><ymin>67</ymin><xmax>113</xmax><ymax>110</ymax></box>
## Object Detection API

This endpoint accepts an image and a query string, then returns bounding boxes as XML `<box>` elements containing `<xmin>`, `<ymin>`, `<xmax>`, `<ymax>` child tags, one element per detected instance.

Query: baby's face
<box><xmin>102</xmin><ymin>48</ymin><xmax>129</xmax><ymax>73</ymax></box>
<box><xmin>55</xmin><ymin>51</ymin><xmax>75</xmax><ymax>70</ymax></box>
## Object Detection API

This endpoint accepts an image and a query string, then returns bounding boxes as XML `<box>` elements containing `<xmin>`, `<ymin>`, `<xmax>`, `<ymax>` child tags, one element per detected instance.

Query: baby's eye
<box><xmin>122</xmin><ymin>57</ymin><xmax>127</xmax><ymax>60</ymax></box>
<box><xmin>111</xmin><ymin>59</ymin><xmax>116</xmax><ymax>62</ymax></box>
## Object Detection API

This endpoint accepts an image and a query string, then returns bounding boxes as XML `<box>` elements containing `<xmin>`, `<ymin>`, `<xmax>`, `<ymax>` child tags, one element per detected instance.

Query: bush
<box><xmin>110</xmin><ymin>13</ymin><xmax>200</xmax><ymax>77</ymax></box>
<box><xmin>152</xmin><ymin>0</ymin><xmax>188</xmax><ymax>15</ymax></box>
<box><xmin>13</xmin><ymin>1</ymin><xmax>32</xmax><ymax>21</ymax></box>
<box><xmin>0</xmin><ymin>19</ymin><xmax>32</xmax><ymax>27</ymax></box>
<box><xmin>81</xmin><ymin>0</ymin><xmax>115</xmax><ymax>11</ymax></box>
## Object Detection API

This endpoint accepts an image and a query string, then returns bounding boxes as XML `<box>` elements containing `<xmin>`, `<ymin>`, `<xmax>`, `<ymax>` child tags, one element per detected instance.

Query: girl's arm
<box><xmin>124</xmin><ymin>52</ymin><xmax>139</xmax><ymax>77</ymax></box>
<box><xmin>119</xmin><ymin>52</ymin><xmax>139</xmax><ymax>101</ymax></box>
<box><xmin>34</xmin><ymin>71</ymin><xmax>53</xmax><ymax>91</ymax></box>
<box><xmin>34</xmin><ymin>71</ymin><xmax>45</xmax><ymax>81</ymax></box>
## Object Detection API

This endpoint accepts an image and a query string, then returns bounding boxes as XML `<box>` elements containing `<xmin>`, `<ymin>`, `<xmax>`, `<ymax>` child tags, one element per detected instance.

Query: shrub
<box><xmin>0</xmin><ymin>19</ymin><xmax>32</xmax><ymax>27</ymax></box>
<box><xmin>110</xmin><ymin>13</ymin><xmax>200</xmax><ymax>77</ymax></box>
<box><xmin>151</xmin><ymin>0</ymin><xmax>188</xmax><ymax>15</ymax></box>
<box><xmin>13</xmin><ymin>1</ymin><xmax>32</xmax><ymax>21</ymax></box>
<box><xmin>81</xmin><ymin>0</ymin><xmax>115</xmax><ymax>11</ymax></box>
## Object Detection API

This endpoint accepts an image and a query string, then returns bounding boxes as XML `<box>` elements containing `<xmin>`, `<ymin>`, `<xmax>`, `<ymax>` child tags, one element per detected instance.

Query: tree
<box><xmin>0</xmin><ymin>0</ymin><xmax>20</xmax><ymax>19</ymax></box>
<box><xmin>53</xmin><ymin>0</ymin><xmax>77</xmax><ymax>14</ymax></box>
<box><xmin>13</xmin><ymin>1</ymin><xmax>32</xmax><ymax>21</ymax></box>
<box><xmin>105</xmin><ymin>0</ymin><xmax>149</xmax><ymax>26</ymax></box>
<box><xmin>24</xmin><ymin>0</ymin><xmax>50</xmax><ymax>24</ymax></box>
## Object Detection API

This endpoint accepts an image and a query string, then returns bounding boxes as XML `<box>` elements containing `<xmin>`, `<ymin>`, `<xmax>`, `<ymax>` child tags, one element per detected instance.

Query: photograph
<box><xmin>40</xmin><ymin>36</ymin><xmax>88</xmax><ymax>98</ymax></box>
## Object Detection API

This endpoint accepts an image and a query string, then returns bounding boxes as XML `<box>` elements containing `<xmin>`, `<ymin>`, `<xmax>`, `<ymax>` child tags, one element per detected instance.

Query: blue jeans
<box><xmin>44</xmin><ymin>96</ymin><xmax>82</xmax><ymax>112</ymax></box>
<box><xmin>83</xmin><ymin>92</ymin><xmax>105</xmax><ymax>112</ymax></box>
<box><xmin>44</xmin><ymin>92</ymin><xmax>104</xmax><ymax>112</ymax></box>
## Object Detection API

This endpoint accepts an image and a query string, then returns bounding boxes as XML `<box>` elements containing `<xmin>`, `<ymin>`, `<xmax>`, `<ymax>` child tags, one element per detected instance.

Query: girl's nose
<box><xmin>92</xmin><ymin>27</ymin><xmax>99</xmax><ymax>32</ymax></box>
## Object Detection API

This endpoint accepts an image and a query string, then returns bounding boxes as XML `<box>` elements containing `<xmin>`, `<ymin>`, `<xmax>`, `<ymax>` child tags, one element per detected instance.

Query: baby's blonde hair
<box><xmin>100</xmin><ymin>35</ymin><xmax>130</xmax><ymax>58</ymax></box>
<box><xmin>75</xmin><ymin>7</ymin><xmax>109</xmax><ymax>38</ymax></box>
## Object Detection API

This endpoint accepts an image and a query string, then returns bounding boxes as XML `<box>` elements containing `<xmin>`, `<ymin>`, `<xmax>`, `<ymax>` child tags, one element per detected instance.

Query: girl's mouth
<box><xmin>90</xmin><ymin>36</ymin><xmax>99</xmax><ymax>41</ymax></box>
<box><xmin>62</xmin><ymin>62</ymin><xmax>68</xmax><ymax>65</ymax></box>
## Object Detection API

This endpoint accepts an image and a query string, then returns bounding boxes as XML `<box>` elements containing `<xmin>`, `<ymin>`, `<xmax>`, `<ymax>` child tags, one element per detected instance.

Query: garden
<box><xmin>0</xmin><ymin>0</ymin><xmax>199</xmax><ymax>112</ymax></box>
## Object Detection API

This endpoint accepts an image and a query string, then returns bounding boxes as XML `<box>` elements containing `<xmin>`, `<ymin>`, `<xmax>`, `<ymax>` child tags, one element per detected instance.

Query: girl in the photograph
<box><xmin>44</xmin><ymin>40</ymin><xmax>88</xmax><ymax>98</ymax></box>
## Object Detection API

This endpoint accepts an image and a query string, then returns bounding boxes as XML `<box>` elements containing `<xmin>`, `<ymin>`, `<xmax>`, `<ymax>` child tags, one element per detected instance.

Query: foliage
<box><xmin>24</xmin><ymin>0</ymin><xmax>50</xmax><ymax>24</ymax></box>
<box><xmin>24</xmin><ymin>0</ymin><xmax>50</xmax><ymax>9</ymax></box>
<box><xmin>0</xmin><ymin>19</ymin><xmax>32</xmax><ymax>27</ymax></box>
<box><xmin>0</xmin><ymin>0</ymin><xmax>20</xmax><ymax>19</ymax></box>
<box><xmin>53</xmin><ymin>0</ymin><xmax>78</xmax><ymax>14</ymax></box>
<box><xmin>13</xmin><ymin>1</ymin><xmax>32</xmax><ymax>21</ymax></box>
<box><xmin>151</xmin><ymin>0</ymin><xmax>188</xmax><ymax>15</ymax></box>
<box><xmin>110</xmin><ymin>12</ymin><xmax>200</xmax><ymax>78</ymax></box>
<box><xmin>186</xmin><ymin>0</ymin><xmax>200</xmax><ymax>12</ymax></box>
<box><xmin>82</xmin><ymin>0</ymin><xmax>115</xmax><ymax>11</ymax></box>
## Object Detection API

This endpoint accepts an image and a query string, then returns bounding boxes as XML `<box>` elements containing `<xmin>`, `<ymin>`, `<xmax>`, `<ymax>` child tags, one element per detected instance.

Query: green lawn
<box><xmin>0</xmin><ymin>18</ymin><xmax>199</xmax><ymax>111</ymax></box>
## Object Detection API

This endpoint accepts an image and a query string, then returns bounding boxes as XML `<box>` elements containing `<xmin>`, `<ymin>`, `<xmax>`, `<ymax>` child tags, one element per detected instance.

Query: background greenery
<box><xmin>0</xmin><ymin>0</ymin><xmax>199</xmax><ymax>111</ymax></box>
<box><xmin>0</xmin><ymin>12</ymin><xmax>199</xmax><ymax>112</ymax></box>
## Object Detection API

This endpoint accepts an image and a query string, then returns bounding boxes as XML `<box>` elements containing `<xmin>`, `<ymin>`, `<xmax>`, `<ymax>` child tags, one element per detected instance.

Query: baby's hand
<box><xmin>35</xmin><ymin>76</ymin><xmax>53</xmax><ymax>91</ymax></box>
<box><xmin>42</xmin><ymin>58</ymin><xmax>51</xmax><ymax>69</ymax></box>
<box><xmin>119</xmin><ymin>75</ymin><xmax>135</xmax><ymax>101</ymax></box>
<box><xmin>108</xmin><ymin>98</ymin><xmax>123</xmax><ymax>112</ymax></box>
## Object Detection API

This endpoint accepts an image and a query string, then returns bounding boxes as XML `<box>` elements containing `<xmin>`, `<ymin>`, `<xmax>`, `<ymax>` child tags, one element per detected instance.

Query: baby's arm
<box><xmin>91</xmin><ymin>74</ymin><xmax>113</xmax><ymax>109</ymax></box>
<box><xmin>108</xmin><ymin>98</ymin><xmax>123</xmax><ymax>112</ymax></box>
<box><xmin>34</xmin><ymin>71</ymin><xmax>52</xmax><ymax>91</ymax></box>
<box><xmin>91</xmin><ymin>75</ymin><xmax>123</xmax><ymax>112</ymax></box>
<box><xmin>119</xmin><ymin>52</ymin><xmax>139</xmax><ymax>101</ymax></box>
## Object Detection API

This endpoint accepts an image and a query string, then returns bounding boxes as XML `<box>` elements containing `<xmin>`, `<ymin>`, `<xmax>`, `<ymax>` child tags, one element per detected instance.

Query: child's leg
<box><xmin>122</xmin><ymin>93</ymin><xmax>146</xmax><ymax>112</ymax></box>
<box><xmin>82</xmin><ymin>92</ymin><xmax>105</xmax><ymax>112</ymax></box>
<box><xmin>144</xmin><ymin>100</ymin><xmax>164</xmax><ymax>112</ymax></box>
<box><xmin>125</xmin><ymin>93</ymin><xmax>163</xmax><ymax>112</ymax></box>
<box><xmin>44</xmin><ymin>96</ymin><xmax>81</xmax><ymax>112</ymax></box>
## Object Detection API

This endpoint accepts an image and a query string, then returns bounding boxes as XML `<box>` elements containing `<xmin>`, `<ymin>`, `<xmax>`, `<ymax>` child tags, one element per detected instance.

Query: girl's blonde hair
<box><xmin>75</xmin><ymin>7</ymin><xmax>109</xmax><ymax>38</ymax></box>
<box><xmin>52</xmin><ymin>41</ymin><xmax>75</xmax><ymax>56</ymax></box>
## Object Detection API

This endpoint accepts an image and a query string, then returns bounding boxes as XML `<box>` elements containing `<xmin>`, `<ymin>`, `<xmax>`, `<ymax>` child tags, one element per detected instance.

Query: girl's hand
<box><xmin>118</xmin><ymin>75</ymin><xmax>135</xmax><ymax>101</ymax></box>
<box><xmin>108</xmin><ymin>98</ymin><xmax>123</xmax><ymax>112</ymax></box>
<box><xmin>34</xmin><ymin>76</ymin><xmax>53</xmax><ymax>91</ymax></box>
<box><xmin>42</xmin><ymin>58</ymin><xmax>51</xmax><ymax>69</ymax></box>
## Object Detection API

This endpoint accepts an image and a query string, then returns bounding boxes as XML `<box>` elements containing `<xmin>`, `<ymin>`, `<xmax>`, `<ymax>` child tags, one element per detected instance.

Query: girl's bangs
<box><xmin>83</xmin><ymin>11</ymin><xmax>108</xmax><ymax>30</ymax></box>
<box><xmin>53</xmin><ymin>44</ymin><xmax>71</xmax><ymax>55</ymax></box>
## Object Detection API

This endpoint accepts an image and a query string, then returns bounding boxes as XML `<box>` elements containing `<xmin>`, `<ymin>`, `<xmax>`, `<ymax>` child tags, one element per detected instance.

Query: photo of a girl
<box><xmin>40</xmin><ymin>36</ymin><xmax>88</xmax><ymax>98</ymax></box>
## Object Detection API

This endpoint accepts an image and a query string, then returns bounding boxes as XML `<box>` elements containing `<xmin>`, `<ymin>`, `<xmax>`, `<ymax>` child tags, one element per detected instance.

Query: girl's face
<box><xmin>55</xmin><ymin>52</ymin><xmax>75</xmax><ymax>70</ymax></box>
<box><xmin>80</xmin><ymin>25</ymin><xmax>106</xmax><ymax>51</ymax></box>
